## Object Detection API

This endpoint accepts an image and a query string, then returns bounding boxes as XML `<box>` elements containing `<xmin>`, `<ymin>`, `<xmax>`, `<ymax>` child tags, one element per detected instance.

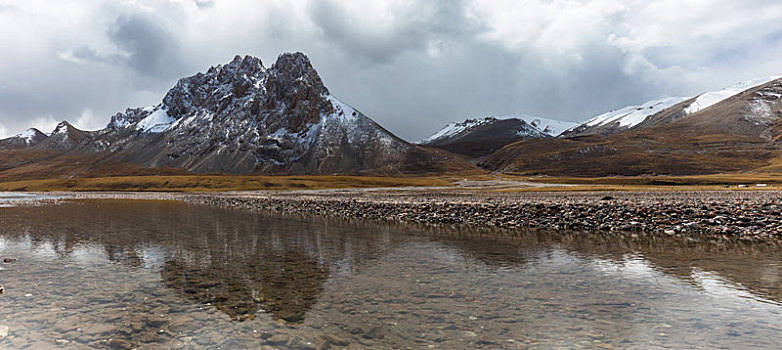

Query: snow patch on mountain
<box><xmin>565</xmin><ymin>76</ymin><xmax>782</xmax><ymax>137</ymax></box>
<box><xmin>743</xmin><ymin>79</ymin><xmax>782</xmax><ymax>126</ymax></box>
<box><xmin>16</xmin><ymin>129</ymin><xmax>39</xmax><ymax>144</ymax></box>
<box><xmin>52</xmin><ymin>122</ymin><xmax>70</xmax><ymax>135</ymax></box>
<box><xmin>518</xmin><ymin>116</ymin><xmax>578</xmax><ymax>136</ymax></box>
<box><xmin>685</xmin><ymin>76</ymin><xmax>782</xmax><ymax>115</ymax></box>
<box><xmin>136</xmin><ymin>107</ymin><xmax>176</xmax><ymax>133</ymax></box>
<box><xmin>580</xmin><ymin>97</ymin><xmax>689</xmax><ymax>130</ymax></box>
<box><xmin>421</xmin><ymin>118</ymin><xmax>493</xmax><ymax>144</ymax></box>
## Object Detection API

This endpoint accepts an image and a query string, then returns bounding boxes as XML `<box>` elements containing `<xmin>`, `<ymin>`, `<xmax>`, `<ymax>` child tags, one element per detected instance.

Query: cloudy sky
<box><xmin>1</xmin><ymin>0</ymin><xmax>781</xmax><ymax>141</ymax></box>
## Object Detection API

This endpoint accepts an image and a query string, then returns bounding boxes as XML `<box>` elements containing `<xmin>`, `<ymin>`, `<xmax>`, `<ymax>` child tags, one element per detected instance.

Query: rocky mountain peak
<box><xmin>260</xmin><ymin>52</ymin><xmax>332</xmax><ymax>134</ymax></box>
<box><xmin>270</xmin><ymin>53</ymin><xmax>322</xmax><ymax>86</ymax></box>
<box><xmin>52</xmin><ymin>121</ymin><xmax>75</xmax><ymax>134</ymax></box>
<box><xmin>107</xmin><ymin>107</ymin><xmax>149</xmax><ymax>130</ymax></box>
<box><xmin>0</xmin><ymin>128</ymin><xmax>48</xmax><ymax>150</ymax></box>
<box><xmin>219</xmin><ymin>55</ymin><xmax>266</xmax><ymax>82</ymax></box>
<box><xmin>0</xmin><ymin>51</ymin><xmax>468</xmax><ymax>175</ymax></box>
<box><xmin>39</xmin><ymin>120</ymin><xmax>89</xmax><ymax>151</ymax></box>
<box><xmin>22</xmin><ymin>128</ymin><xmax>46</xmax><ymax>140</ymax></box>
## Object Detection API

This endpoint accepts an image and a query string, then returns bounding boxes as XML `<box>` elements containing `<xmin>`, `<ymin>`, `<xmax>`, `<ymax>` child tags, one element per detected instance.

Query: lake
<box><xmin>1</xmin><ymin>199</ymin><xmax>781</xmax><ymax>349</ymax></box>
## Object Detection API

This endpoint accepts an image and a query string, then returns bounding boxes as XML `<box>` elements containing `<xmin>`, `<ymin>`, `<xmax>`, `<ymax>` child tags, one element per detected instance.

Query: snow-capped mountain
<box><xmin>0</xmin><ymin>128</ymin><xmax>47</xmax><ymax>150</ymax></box>
<box><xmin>420</xmin><ymin>116</ymin><xmax>577</xmax><ymax>158</ymax></box>
<box><xmin>483</xmin><ymin>75</ymin><xmax>782</xmax><ymax>176</ymax></box>
<box><xmin>41</xmin><ymin>121</ymin><xmax>95</xmax><ymax>151</ymax></box>
<box><xmin>684</xmin><ymin>76</ymin><xmax>782</xmax><ymax>114</ymax></box>
<box><xmin>563</xmin><ymin>75</ymin><xmax>782</xmax><ymax>137</ymax></box>
<box><xmin>0</xmin><ymin>53</ymin><xmax>468</xmax><ymax>175</ymax></box>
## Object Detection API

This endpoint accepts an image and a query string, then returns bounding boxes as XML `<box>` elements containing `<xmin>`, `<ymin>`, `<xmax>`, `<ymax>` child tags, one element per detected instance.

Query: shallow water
<box><xmin>1</xmin><ymin>200</ymin><xmax>781</xmax><ymax>349</ymax></box>
<box><xmin>0</xmin><ymin>192</ymin><xmax>65</xmax><ymax>207</ymax></box>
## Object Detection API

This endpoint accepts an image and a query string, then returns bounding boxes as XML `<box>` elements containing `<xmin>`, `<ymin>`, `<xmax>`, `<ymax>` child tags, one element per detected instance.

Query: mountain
<box><xmin>0</xmin><ymin>53</ymin><xmax>470</xmax><ymax>180</ymax></box>
<box><xmin>38</xmin><ymin>121</ymin><xmax>95</xmax><ymax>151</ymax></box>
<box><xmin>0</xmin><ymin>128</ymin><xmax>48</xmax><ymax>150</ymax></box>
<box><xmin>420</xmin><ymin>116</ymin><xmax>577</xmax><ymax>158</ymax></box>
<box><xmin>563</xmin><ymin>76</ymin><xmax>781</xmax><ymax>137</ymax></box>
<box><xmin>482</xmin><ymin>76</ymin><xmax>782</xmax><ymax>176</ymax></box>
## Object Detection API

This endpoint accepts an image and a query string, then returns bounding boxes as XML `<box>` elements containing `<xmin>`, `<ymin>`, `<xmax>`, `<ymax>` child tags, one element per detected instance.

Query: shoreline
<box><xmin>36</xmin><ymin>189</ymin><xmax>782</xmax><ymax>242</ymax></box>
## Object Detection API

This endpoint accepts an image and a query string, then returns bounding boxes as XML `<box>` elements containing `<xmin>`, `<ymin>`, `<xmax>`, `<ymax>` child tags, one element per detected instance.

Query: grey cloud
<box><xmin>108</xmin><ymin>14</ymin><xmax>183</xmax><ymax>78</ymax></box>
<box><xmin>308</xmin><ymin>0</ymin><xmax>479</xmax><ymax>64</ymax></box>
<box><xmin>324</xmin><ymin>39</ymin><xmax>658</xmax><ymax>141</ymax></box>
<box><xmin>194</xmin><ymin>0</ymin><xmax>215</xmax><ymax>9</ymax></box>
<box><xmin>62</xmin><ymin>46</ymin><xmax>125</xmax><ymax>65</ymax></box>
<box><xmin>1</xmin><ymin>1</ymin><xmax>781</xmax><ymax>141</ymax></box>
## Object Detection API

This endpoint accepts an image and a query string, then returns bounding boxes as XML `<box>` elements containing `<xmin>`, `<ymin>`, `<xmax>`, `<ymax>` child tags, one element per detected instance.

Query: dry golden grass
<box><xmin>512</xmin><ymin>172</ymin><xmax>782</xmax><ymax>186</ymax></box>
<box><xmin>493</xmin><ymin>172</ymin><xmax>782</xmax><ymax>192</ymax></box>
<box><xmin>3</xmin><ymin>170</ymin><xmax>780</xmax><ymax>193</ymax></box>
<box><xmin>0</xmin><ymin>175</ymin><xmax>459</xmax><ymax>192</ymax></box>
<box><xmin>495</xmin><ymin>184</ymin><xmax>780</xmax><ymax>193</ymax></box>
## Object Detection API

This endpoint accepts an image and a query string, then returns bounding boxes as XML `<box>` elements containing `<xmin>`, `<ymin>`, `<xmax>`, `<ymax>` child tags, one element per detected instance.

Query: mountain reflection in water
<box><xmin>1</xmin><ymin>199</ymin><xmax>781</xmax><ymax>349</ymax></box>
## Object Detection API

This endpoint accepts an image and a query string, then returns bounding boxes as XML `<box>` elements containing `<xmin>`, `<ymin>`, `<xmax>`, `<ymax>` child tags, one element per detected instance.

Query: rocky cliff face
<box><xmin>1</xmin><ymin>53</ymin><xmax>467</xmax><ymax>176</ymax></box>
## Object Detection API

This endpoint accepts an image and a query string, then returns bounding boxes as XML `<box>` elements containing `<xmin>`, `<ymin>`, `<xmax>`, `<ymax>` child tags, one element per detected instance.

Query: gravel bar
<box><xmin>173</xmin><ymin>190</ymin><xmax>782</xmax><ymax>242</ymax></box>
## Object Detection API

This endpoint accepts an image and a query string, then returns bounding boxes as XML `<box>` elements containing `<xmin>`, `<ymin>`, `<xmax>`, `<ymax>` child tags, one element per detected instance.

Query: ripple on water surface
<box><xmin>0</xmin><ymin>199</ymin><xmax>781</xmax><ymax>349</ymax></box>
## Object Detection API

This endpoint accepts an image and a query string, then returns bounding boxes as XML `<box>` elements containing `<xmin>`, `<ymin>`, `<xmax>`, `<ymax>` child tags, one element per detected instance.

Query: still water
<box><xmin>1</xmin><ymin>199</ymin><xmax>781</xmax><ymax>349</ymax></box>
<box><xmin>0</xmin><ymin>192</ymin><xmax>64</xmax><ymax>208</ymax></box>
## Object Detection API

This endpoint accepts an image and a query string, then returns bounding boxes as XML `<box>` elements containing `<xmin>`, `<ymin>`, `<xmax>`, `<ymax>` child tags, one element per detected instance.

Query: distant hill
<box><xmin>482</xmin><ymin>76</ymin><xmax>782</xmax><ymax>176</ymax></box>
<box><xmin>420</xmin><ymin>116</ymin><xmax>576</xmax><ymax>158</ymax></box>
<box><xmin>562</xmin><ymin>76</ymin><xmax>780</xmax><ymax>137</ymax></box>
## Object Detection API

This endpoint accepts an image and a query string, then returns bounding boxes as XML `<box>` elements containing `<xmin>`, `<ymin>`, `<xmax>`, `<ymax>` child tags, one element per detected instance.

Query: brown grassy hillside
<box><xmin>482</xmin><ymin>78</ymin><xmax>782</xmax><ymax>176</ymax></box>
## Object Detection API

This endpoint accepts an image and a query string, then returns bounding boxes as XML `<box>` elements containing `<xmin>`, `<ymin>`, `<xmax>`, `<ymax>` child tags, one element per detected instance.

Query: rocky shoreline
<box><xmin>179</xmin><ymin>190</ymin><xmax>782</xmax><ymax>242</ymax></box>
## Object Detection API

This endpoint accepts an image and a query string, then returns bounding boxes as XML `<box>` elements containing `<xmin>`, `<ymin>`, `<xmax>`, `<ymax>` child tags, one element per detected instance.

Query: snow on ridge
<box><xmin>420</xmin><ymin>118</ymin><xmax>493</xmax><ymax>144</ymax></box>
<box><xmin>566</xmin><ymin>75</ymin><xmax>781</xmax><ymax>134</ymax></box>
<box><xmin>581</xmin><ymin>96</ymin><xmax>689</xmax><ymax>129</ymax></box>
<box><xmin>684</xmin><ymin>75</ymin><xmax>782</xmax><ymax>115</ymax></box>
<box><xmin>15</xmin><ymin>129</ymin><xmax>39</xmax><ymax>143</ymax></box>
<box><xmin>136</xmin><ymin>107</ymin><xmax>176</xmax><ymax>133</ymax></box>
<box><xmin>504</xmin><ymin>115</ymin><xmax>578</xmax><ymax>136</ymax></box>
<box><xmin>51</xmin><ymin>122</ymin><xmax>73</xmax><ymax>136</ymax></box>
<box><xmin>326</xmin><ymin>95</ymin><xmax>359</xmax><ymax>123</ymax></box>
<box><xmin>421</xmin><ymin>115</ymin><xmax>577</xmax><ymax>144</ymax></box>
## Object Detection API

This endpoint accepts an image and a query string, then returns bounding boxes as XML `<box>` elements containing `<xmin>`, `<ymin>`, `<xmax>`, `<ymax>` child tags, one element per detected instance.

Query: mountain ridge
<box><xmin>420</xmin><ymin>116</ymin><xmax>577</xmax><ymax>158</ymax></box>
<box><xmin>563</xmin><ymin>75</ymin><xmax>781</xmax><ymax>137</ymax></box>
<box><xmin>482</xmin><ymin>76</ymin><xmax>782</xmax><ymax>176</ymax></box>
<box><xmin>0</xmin><ymin>53</ymin><xmax>471</xmax><ymax>179</ymax></box>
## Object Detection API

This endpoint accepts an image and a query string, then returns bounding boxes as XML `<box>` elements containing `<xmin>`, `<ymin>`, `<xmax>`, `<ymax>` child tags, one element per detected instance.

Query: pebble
<box><xmin>0</xmin><ymin>285</ymin><xmax>4</xmax><ymax>294</ymax></box>
<box><xmin>0</xmin><ymin>325</ymin><xmax>9</xmax><ymax>339</ymax></box>
<box><xmin>321</xmin><ymin>334</ymin><xmax>350</xmax><ymax>346</ymax></box>
<box><xmin>264</xmin><ymin>334</ymin><xmax>289</xmax><ymax>346</ymax></box>
<box><xmin>108</xmin><ymin>338</ymin><xmax>132</xmax><ymax>349</ymax></box>
<box><xmin>188</xmin><ymin>191</ymin><xmax>782</xmax><ymax>242</ymax></box>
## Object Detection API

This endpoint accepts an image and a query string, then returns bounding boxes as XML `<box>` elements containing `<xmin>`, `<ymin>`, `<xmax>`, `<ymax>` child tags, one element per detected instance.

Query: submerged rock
<box><xmin>0</xmin><ymin>325</ymin><xmax>9</xmax><ymax>339</ymax></box>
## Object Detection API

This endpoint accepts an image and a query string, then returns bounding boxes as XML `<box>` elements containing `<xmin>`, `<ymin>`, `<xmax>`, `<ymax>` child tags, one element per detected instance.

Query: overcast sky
<box><xmin>1</xmin><ymin>0</ymin><xmax>781</xmax><ymax>141</ymax></box>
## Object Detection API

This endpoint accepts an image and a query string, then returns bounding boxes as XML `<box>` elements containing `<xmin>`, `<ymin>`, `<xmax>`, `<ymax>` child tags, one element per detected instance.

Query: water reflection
<box><xmin>161</xmin><ymin>250</ymin><xmax>328</xmax><ymax>322</ymax></box>
<box><xmin>1</xmin><ymin>200</ymin><xmax>406</xmax><ymax>325</ymax></box>
<box><xmin>1</xmin><ymin>200</ymin><xmax>781</xmax><ymax>349</ymax></box>
<box><xmin>431</xmin><ymin>225</ymin><xmax>782</xmax><ymax>304</ymax></box>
